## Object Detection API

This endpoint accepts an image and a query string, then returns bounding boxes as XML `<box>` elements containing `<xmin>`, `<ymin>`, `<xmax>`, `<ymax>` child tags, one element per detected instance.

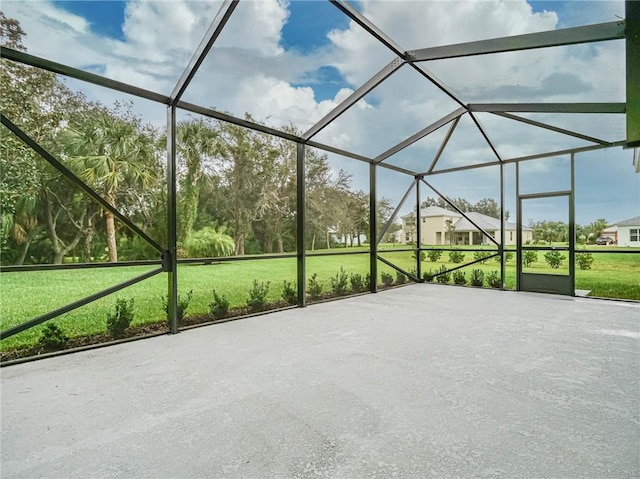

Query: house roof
<box><xmin>613</xmin><ymin>216</ymin><xmax>640</xmax><ymax>227</ymax></box>
<box><xmin>401</xmin><ymin>206</ymin><xmax>461</xmax><ymax>219</ymax></box>
<box><xmin>401</xmin><ymin>207</ymin><xmax>531</xmax><ymax>232</ymax></box>
<box><xmin>420</xmin><ymin>206</ymin><xmax>462</xmax><ymax>218</ymax></box>
<box><xmin>452</xmin><ymin>211</ymin><xmax>529</xmax><ymax>232</ymax></box>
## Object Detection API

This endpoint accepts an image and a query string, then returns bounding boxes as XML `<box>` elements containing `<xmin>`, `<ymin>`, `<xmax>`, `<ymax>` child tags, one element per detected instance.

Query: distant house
<box><xmin>604</xmin><ymin>216</ymin><xmax>640</xmax><ymax>247</ymax></box>
<box><xmin>401</xmin><ymin>206</ymin><xmax>532</xmax><ymax>245</ymax></box>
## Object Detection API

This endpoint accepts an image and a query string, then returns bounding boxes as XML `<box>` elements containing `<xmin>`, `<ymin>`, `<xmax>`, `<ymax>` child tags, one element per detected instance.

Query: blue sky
<box><xmin>5</xmin><ymin>0</ymin><xmax>638</xmax><ymax>225</ymax></box>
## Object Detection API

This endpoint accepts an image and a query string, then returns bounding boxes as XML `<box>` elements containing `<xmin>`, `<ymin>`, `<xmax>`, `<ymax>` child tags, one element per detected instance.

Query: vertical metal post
<box><xmin>166</xmin><ymin>106</ymin><xmax>178</xmax><ymax>333</ymax></box>
<box><xmin>500</xmin><ymin>162</ymin><xmax>505</xmax><ymax>289</ymax></box>
<box><xmin>415</xmin><ymin>176</ymin><xmax>422</xmax><ymax>281</ymax></box>
<box><xmin>515</xmin><ymin>161</ymin><xmax>521</xmax><ymax>291</ymax></box>
<box><xmin>296</xmin><ymin>143</ymin><xmax>306</xmax><ymax>306</ymax></box>
<box><xmin>369</xmin><ymin>163</ymin><xmax>378</xmax><ymax>292</ymax></box>
<box><xmin>569</xmin><ymin>153</ymin><xmax>576</xmax><ymax>296</ymax></box>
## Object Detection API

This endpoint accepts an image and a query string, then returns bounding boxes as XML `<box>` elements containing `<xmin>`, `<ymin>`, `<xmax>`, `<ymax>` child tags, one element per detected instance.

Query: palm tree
<box><xmin>176</xmin><ymin>118</ymin><xmax>220</xmax><ymax>244</ymax></box>
<box><xmin>63</xmin><ymin>110</ymin><xmax>158</xmax><ymax>262</ymax></box>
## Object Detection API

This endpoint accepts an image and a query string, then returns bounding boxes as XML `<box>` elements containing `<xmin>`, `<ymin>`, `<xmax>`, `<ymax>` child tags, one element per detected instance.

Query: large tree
<box><xmin>176</xmin><ymin>118</ymin><xmax>220</xmax><ymax>244</ymax></box>
<box><xmin>63</xmin><ymin>109</ymin><xmax>159</xmax><ymax>262</ymax></box>
<box><xmin>1</xmin><ymin>13</ymin><xmax>95</xmax><ymax>264</ymax></box>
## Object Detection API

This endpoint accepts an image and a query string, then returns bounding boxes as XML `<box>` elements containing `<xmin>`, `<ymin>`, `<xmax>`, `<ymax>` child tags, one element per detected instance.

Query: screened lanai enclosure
<box><xmin>0</xmin><ymin>0</ymin><xmax>638</xmax><ymax>362</ymax></box>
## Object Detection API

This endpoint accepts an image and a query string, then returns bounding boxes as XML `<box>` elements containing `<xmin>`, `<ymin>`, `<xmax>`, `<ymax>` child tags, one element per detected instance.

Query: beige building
<box><xmin>401</xmin><ymin>206</ymin><xmax>532</xmax><ymax>246</ymax></box>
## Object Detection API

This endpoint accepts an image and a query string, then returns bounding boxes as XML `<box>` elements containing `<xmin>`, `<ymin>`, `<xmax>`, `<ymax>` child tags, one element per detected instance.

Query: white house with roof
<box><xmin>603</xmin><ymin>216</ymin><xmax>640</xmax><ymax>247</ymax></box>
<box><xmin>401</xmin><ymin>206</ymin><xmax>532</xmax><ymax>245</ymax></box>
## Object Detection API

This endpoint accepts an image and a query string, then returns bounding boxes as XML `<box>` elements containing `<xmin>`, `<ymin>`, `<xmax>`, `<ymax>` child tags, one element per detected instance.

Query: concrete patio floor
<box><xmin>1</xmin><ymin>285</ymin><xmax>639</xmax><ymax>478</ymax></box>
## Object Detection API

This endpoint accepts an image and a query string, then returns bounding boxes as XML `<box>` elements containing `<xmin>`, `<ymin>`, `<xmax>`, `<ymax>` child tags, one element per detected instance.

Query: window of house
<box><xmin>509</xmin><ymin>231</ymin><xmax>513</xmax><ymax>241</ymax></box>
<box><xmin>631</xmin><ymin>229</ymin><xmax>639</xmax><ymax>242</ymax></box>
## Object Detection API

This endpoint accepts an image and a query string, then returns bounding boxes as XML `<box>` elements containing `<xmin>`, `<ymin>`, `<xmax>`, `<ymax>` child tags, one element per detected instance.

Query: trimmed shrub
<box><xmin>422</xmin><ymin>269</ymin><xmax>434</xmax><ymax>283</ymax></box>
<box><xmin>247</xmin><ymin>280</ymin><xmax>270</xmax><ymax>312</ymax></box>
<box><xmin>349</xmin><ymin>273</ymin><xmax>366</xmax><ymax>293</ymax></box>
<box><xmin>427</xmin><ymin>249</ymin><xmax>442</xmax><ymax>262</ymax></box>
<box><xmin>473</xmin><ymin>251</ymin><xmax>493</xmax><ymax>264</ymax></box>
<box><xmin>308</xmin><ymin>273</ymin><xmax>323</xmax><ymax>300</ymax></box>
<box><xmin>449</xmin><ymin>250</ymin><xmax>465</xmax><ymax>264</ymax></box>
<box><xmin>282</xmin><ymin>280</ymin><xmax>297</xmax><ymax>305</ymax></box>
<box><xmin>162</xmin><ymin>290</ymin><xmax>193</xmax><ymax>322</ymax></box>
<box><xmin>107</xmin><ymin>298</ymin><xmax>135</xmax><ymax>339</ymax></box>
<box><xmin>576</xmin><ymin>252</ymin><xmax>594</xmax><ymax>270</ymax></box>
<box><xmin>395</xmin><ymin>271</ymin><xmax>407</xmax><ymax>284</ymax></box>
<box><xmin>453</xmin><ymin>270</ymin><xmax>467</xmax><ymax>285</ymax></box>
<box><xmin>412</xmin><ymin>250</ymin><xmax>426</xmax><ymax>262</ymax></box>
<box><xmin>210</xmin><ymin>290</ymin><xmax>230</xmax><ymax>319</ymax></box>
<box><xmin>330</xmin><ymin>267</ymin><xmax>349</xmax><ymax>295</ymax></box>
<box><xmin>523</xmin><ymin>250</ymin><xmax>538</xmax><ymax>267</ymax></box>
<box><xmin>486</xmin><ymin>271</ymin><xmax>501</xmax><ymax>288</ymax></box>
<box><xmin>38</xmin><ymin>323</ymin><xmax>69</xmax><ymax>351</ymax></box>
<box><xmin>496</xmin><ymin>252</ymin><xmax>514</xmax><ymax>263</ymax></box>
<box><xmin>435</xmin><ymin>265</ymin><xmax>451</xmax><ymax>284</ymax></box>
<box><xmin>544</xmin><ymin>250</ymin><xmax>565</xmax><ymax>269</ymax></box>
<box><xmin>381</xmin><ymin>271</ymin><xmax>394</xmax><ymax>286</ymax></box>
<box><xmin>470</xmin><ymin>269</ymin><xmax>484</xmax><ymax>287</ymax></box>
<box><xmin>365</xmin><ymin>273</ymin><xmax>372</xmax><ymax>290</ymax></box>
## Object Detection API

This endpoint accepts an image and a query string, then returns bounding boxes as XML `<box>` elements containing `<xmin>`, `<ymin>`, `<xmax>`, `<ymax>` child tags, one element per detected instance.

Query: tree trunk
<box><xmin>179</xmin><ymin>172</ymin><xmax>200</xmax><ymax>244</ymax></box>
<box><xmin>235</xmin><ymin>233</ymin><xmax>245</xmax><ymax>256</ymax></box>
<box><xmin>326</xmin><ymin>229</ymin><xmax>331</xmax><ymax>249</ymax></box>
<box><xmin>357</xmin><ymin>232</ymin><xmax>362</xmax><ymax>247</ymax></box>
<box><xmin>15</xmin><ymin>238</ymin><xmax>32</xmax><ymax>265</ymax></box>
<box><xmin>105</xmin><ymin>210</ymin><xmax>118</xmax><ymax>262</ymax></box>
<box><xmin>83</xmin><ymin>215</ymin><xmax>95</xmax><ymax>262</ymax></box>
<box><xmin>311</xmin><ymin>233</ymin><xmax>316</xmax><ymax>251</ymax></box>
<box><xmin>277</xmin><ymin>235</ymin><xmax>284</xmax><ymax>254</ymax></box>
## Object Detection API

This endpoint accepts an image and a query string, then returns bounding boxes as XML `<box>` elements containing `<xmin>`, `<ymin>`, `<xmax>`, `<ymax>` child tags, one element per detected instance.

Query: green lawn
<box><xmin>1</xmin><ymin>246</ymin><xmax>638</xmax><ymax>352</ymax></box>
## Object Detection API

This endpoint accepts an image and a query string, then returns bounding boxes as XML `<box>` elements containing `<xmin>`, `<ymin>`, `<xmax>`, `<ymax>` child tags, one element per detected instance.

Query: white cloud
<box><xmin>2</xmin><ymin>0</ymin><xmax>635</xmax><ymax>221</ymax></box>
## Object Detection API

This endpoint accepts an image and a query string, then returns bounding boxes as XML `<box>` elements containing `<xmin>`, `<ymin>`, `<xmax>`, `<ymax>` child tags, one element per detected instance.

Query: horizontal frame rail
<box><xmin>576</xmin><ymin>249</ymin><xmax>640</xmax><ymax>254</ymax></box>
<box><xmin>306</xmin><ymin>250</ymin><xmax>370</xmax><ymax>257</ymax></box>
<box><xmin>178</xmin><ymin>253</ymin><xmax>297</xmax><ymax>264</ymax></box>
<box><xmin>0</xmin><ymin>260</ymin><xmax>162</xmax><ymax>273</ymax></box>
<box><xmin>468</xmin><ymin>103</ymin><xmax>626</xmax><ymax>114</ymax></box>
<box><xmin>0</xmin><ymin>267</ymin><xmax>164</xmax><ymax>340</ymax></box>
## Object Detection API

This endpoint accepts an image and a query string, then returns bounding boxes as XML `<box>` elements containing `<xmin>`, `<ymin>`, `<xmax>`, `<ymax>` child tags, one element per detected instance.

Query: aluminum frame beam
<box><xmin>469</xmin><ymin>112</ymin><xmax>502</xmax><ymax>162</ymax></box>
<box><xmin>374</xmin><ymin>107</ymin><xmax>466</xmax><ymax>163</ymax></box>
<box><xmin>302</xmin><ymin>57</ymin><xmax>404</xmax><ymax>141</ymax></box>
<box><xmin>0</xmin><ymin>47</ymin><xmax>170</xmax><ymax>104</ymax></box>
<box><xmin>627</xmin><ymin>0</ymin><xmax>640</xmax><ymax>147</ymax></box>
<box><xmin>0</xmin><ymin>267</ymin><xmax>163</xmax><ymax>340</ymax></box>
<box><xmin>490</xmin><ymin>112</ymin><xmax>612</xmax><ymax>146</ymax></box>
<box><xmin>166</xmin><ymin>106</ymin><xmax>178</xmax><ymax>333</ymax></box>
<box><xmin>421</xmin><ymin>178</ymin><xmax>500</xmax><ymax>247</ymax></box>
<box><xmin>1</xmin><ymin>114</ymin><xmax>164</xmax><ymax>254</ymax></box>
<box><xmin>170</xmin><ymin>0</ymin><xmax>238</xmax><ymax>104</ymax></box>
<box><xmin>468</xmin><ymin>103</ymin><xmax>626</xmax><ymax>114</ymax></box>
<box><xmin>376</xmin><ymin>178</ymin><xmax>417</xmax><ymax>245</ymax></box>
<box><xmin>409</xmin><ymin>64</ymin><xmax>467</xmax><ymax>109</ymax></box>
<box><xmin>296</xmin><ymin>143</ymin><xmax>306</xmax><ymax>306</ymax></box>
<box><xmin>427</xmin><ymin>115</ymin><xmax>461</xmax><ymax>174</ymax></box>
<box><xmin>377</xmin><ymin>254</ymin><xmax>417</xmax><ymax>282</ymax></box>
<box><xmin>408</xmin><ymin>21</ymin><xmax>625</xmax><ymax>62</ymax></box>
<box><xmin>330</xmin><ymin>0</ymin><xmax>405</xmax><ymax>58</ymax></box>
<box><xmin>420</xmin><ymin>141</ymin><xmax>626</xmax><ymax>176</ymax></box>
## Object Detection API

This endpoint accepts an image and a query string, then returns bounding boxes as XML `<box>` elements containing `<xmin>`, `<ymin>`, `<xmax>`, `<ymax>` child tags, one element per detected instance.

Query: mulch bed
<box><xmin>1</xmin><ymin>287</ymin><xmax>405</xmax><ymax>364</ymax></box>
<box><xmin>0</xmin><ymin>301</ymin><xmax>294</xmax><ymax>364</ymax></box>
